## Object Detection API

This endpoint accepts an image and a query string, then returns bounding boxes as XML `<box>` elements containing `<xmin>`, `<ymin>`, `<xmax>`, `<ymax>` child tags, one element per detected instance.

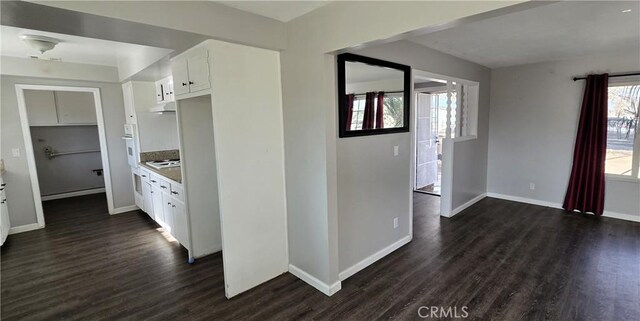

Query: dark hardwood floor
<box><xmin>2</xmin><ymin>193</ymin><xmax>639</xmax><ymax>320</ymax></box>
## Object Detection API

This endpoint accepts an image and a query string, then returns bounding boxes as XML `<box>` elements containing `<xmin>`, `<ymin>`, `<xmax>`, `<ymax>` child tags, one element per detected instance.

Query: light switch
<box><xmin>393</xmin><ymin>146</ymin><xmax>399</xmax><ymax>156</ymax></box>
<box><xmin>11</xmin><ymin>148</ymin><xmax>20</xmax><ymax>157</ymax></box>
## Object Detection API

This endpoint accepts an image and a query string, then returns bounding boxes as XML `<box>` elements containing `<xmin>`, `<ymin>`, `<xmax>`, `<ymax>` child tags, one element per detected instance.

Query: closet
<box><xmin>172</xmin><ymin>40</ymin><xmax>288</xmax><ymax>298</ymax></box>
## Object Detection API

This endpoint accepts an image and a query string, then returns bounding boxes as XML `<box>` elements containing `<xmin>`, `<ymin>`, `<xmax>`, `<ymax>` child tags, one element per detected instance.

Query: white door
<box><xmin>416</xmin><ymin>93</ymin><xmax>438</xmax><ymax>191</ymax></box>
<box><xmin>142</xmin><ymin>181</ymin><xmax>154</xmax><ymax>219</ymax></box>
<box><xmin>122</xmin><ymin>83</ymin><xmax>137</xmax><ymax>124</ymax></box>
<box><xmin>171</xmin><ymin>199</ymin><xmax>187</xmax><ymax>246</ymax></box>
<box><xmin>151</xmin><ymin>185</ymin><xmax>165</xmax><ymax>228</ymax></box>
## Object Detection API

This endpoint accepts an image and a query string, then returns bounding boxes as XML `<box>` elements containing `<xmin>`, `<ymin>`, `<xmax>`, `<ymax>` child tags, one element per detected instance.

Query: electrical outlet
<box><xmin>529</xmin><ymin>183</ymin><xmax>535</xmax><ymax>190</ymax></box>
<box><xmin>393</xmin><ymin>146</ymin><xmax>399</xmax><ymax>156</ymax></box>
<box><xmin>393</xmin><ymin>217</ymin><xmax>399</xmax><ymax>229</ymax></box>
<box><xmin>11</xmin><ymin>148</ymin><xmax>20</xmax><ymax>157</ymax></box>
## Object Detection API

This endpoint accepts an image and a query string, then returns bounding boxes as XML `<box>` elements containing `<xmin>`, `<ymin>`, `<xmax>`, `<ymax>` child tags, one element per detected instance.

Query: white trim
<box><xmin>288</xmin><ymin>264</ymin><xmax>342</xmax><ymax>296</ymax></box>
<box><xmin>339</xmin><ymin>234</ymin><xmax>412</xmax><ymax>281</ymax></box>
<box><xmin>14</xmin><ymin>84</ymin><xmax>115</xmax><ymax>228</ymax></box>
<box><xmin>40</xmin><ymin>188</ymin><xmax>105</xmax><ymax>201</ymax></box>
<box><xmin>112</xmin><ymin>205</ymin><xmax>139</xmax><ymax>215</ymax></box>
<box><xmin>605</xmin><ymin>174</ymin><xmax>640</xmax><ymax>184</ymax></box>
<box><xmin>486</xmin><ymin>192</ymin><xmax>640</xmax><ymax>223</ymax></box>
<box><xmin>9</xmin><ymin>223</ymin><xmax>41</xmax><ymax>234</ymax></box>
<box><xmin>449</xmin><ymin>193</ymin><xmax>487</xmax><ymax>217</ymax></box>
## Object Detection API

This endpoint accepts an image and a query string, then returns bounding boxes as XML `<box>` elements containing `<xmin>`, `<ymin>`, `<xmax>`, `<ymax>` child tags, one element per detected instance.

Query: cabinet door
<box><xmin>172</xmin><ymin>199</ymin><xmax>188</xmax><ymax>246</ymax></box>
<box><xmin>172</xmin><ymin>59</ymin><xmax>190</xmax><ymax>96</ymax></box>
<box><xmin>24</xmin><ymin>90</ymin><xmax>58</xmax><ymax>125</ymax></box>
<box><xmin>187</xmin><ymin>49</ymin><xmax>211</xmax><ymax>93</ymax></box>
<box><xmin>55</xmin><ymin>91</ymin><xmax>97</xmax><ymax>124</ymax></box>
<box><xmin>162</xmin><ymin>192</ymin><xmax>174</xmax><ymax>234</ymax></box>
<box><xmin>163</xmin><ymin>78</ymin><xmax>174</xmax><ymax>102</ymax></box>
<box><xmin>155</xmin><ymin>80</ymin><xmax>165</xmax><ymax>103</ymax></box>
<box><xmin>151</xmin><ymin>185</ymin><xmax>165</xmax><ymax>228</ymax></box>
<box><xmin>142</xmin><ymin>181</ymin><xmax>154</xmax><ymax>219</ymax></box>
<box><xmin>122</xmin><ymin>82</ymin><xmax>137</xmax><ymax>124</ymax></box>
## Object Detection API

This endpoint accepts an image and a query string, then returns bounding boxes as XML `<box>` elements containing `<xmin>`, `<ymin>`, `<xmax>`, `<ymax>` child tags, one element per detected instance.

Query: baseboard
<box><xmin>339</xmin><ymin>234</ymin><xmax>412</xmax><ymax>281</ymax></box>
<box><xmin>289</xmin><ymin>264</ymin><xmax>342</xmax><ymax>296</ymax></box>
<box><xmin>486</xmin><ymin>192</ymin><xmax>640</xmax><ymax>223</ymax></box>
<box><xmin>112</xmin><ymin>205</ymin><xmax>139</xmax><ymax>215</ymax></box>
<box><xmin>41</xmin><ymin>188</ymin><xmax>105</xmax><ymax>201</ymax></box>
<box><xmin>449</xmin><ymin>193</ymin><xmax>487</xmax><ymax>217</ymax></box>
<box><xmin>9</xmin><ymin>223</ymin><xmax>42</xmax><ymax>234</ymax></box>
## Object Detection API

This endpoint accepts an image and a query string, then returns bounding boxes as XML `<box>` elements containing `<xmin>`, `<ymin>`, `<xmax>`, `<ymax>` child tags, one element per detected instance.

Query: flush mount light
<box><xmin>20</xmin><ymin>34</ymin><xmax>60</xmax><ymax>54</ymax></box>
<box><xmin>622</xmin><ymin>9</ymin><xmax>632</xmax><ymax>13</ymax></box>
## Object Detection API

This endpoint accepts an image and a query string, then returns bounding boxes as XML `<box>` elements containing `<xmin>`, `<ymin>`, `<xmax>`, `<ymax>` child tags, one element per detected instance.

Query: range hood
<box><xmin>149</xmin><ymin>101</ymin><xmax>176</xmax><ymax>113</ymax></box>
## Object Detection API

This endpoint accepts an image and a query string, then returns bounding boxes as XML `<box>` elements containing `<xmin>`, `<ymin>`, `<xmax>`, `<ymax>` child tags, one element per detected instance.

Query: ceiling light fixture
<box><xmin>622</xmin><ymin>9</ymin><xmax>632</xmax><ymax>13</ymax></box>
<box><xmin>20</xmin><ymin>34</ymin><xmax>60</xmax><ymax>54</ymax></box>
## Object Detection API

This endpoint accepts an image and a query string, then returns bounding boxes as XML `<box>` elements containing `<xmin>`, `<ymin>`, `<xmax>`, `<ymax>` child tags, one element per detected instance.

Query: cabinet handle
<box><xmin>157</xmin><ymin>94</ymin><xmax>161</xmax><ymax>97</ymax></box>
<box><xmin>172</xmin><ymin>205</ymin><xmax>176</xmax><ymax>208</ymax></box>
<box><xmin>141</xmin><ymin>175</ymin><xmax>147</xmax><ymax>177</ymax></box>
<box><xmin>161</xmin><ymin>185</ymin><xmax>167</xmax><ymax>189</ymax></box>
<box><xmin>189</xmin><ymin>81</ymin><xmax>194</xmax><ymax>85</ymax></box>
<box><xmin>167</xmin><ymin>202</ymin><xmax>171</xmax><ymax>205</ymax></box>
<box><xmin>151</xmin><ymin>180</ymin><xmax>157</xmax><ymax>183</ymax></box>
<box><xmin>0</xmin><ymin>188</ymin><xmax>4</xmax><ymax>191</ymax></box>
<box><xmin>182</xmin><ymin>82</ymin><xmax>187</xmax><ymax>86</ymax></box>
<box><xmin>171</xmin><ymin>191</ymin><xmax>178</xmax><ymax>195</ymax></box>
<box><xmin>1</xmin><ymin>199</ymin><xmax>6</xmax><ymax>204</ymax></box>
<box><xmin>1</xmin><ymin>184</ymin><xmax>6</xmax><ymax>187</ymax></box>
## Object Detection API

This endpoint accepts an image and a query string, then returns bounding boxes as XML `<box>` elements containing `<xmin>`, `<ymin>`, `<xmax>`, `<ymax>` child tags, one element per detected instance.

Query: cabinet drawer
<box><xmin>139</xmin><ymin>169</ymin><xmax>152</xmax><ymax>183</ymax></box>
<box><xmin>150</xmin><ymin>175</ymin><xmax>170</xmax><ymax>192</ymax></box>
<box><xmin>170</xmin><ymin>184</ymin><xmax>184</xmax><ymax>202</ymax></box>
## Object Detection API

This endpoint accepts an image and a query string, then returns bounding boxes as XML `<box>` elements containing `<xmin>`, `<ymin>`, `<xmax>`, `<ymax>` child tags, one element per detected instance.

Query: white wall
<box><xmin>281</xmin><ymin>1</ymin><xmax>522</xmax><ymax>291</ymax></box>
<box><xmin>1</xmin><ymin>75</ymin><xmax>133</xmax><ymax>227</ymax></box>
<box><xmin>30</xmin><ymin>126</ymin><xmax>104</xmax><ymax>196</ymax></box>
<box><xmin>1</xmin><ymin>56</ymin><xmax>120</xmax><ymax>83</ymax></box>
<box><xmin>338</xmin><ymin>40</ymin><xmax>492</xmax><ymax>274</ymax></box>
<box><xmin>488</xmin><ymin>50</ymin><xmax>640</xmax><ymax>220</ymax></box>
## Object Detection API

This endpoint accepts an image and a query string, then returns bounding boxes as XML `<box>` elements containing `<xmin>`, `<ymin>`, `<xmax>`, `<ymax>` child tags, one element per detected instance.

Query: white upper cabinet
<box><xmin>122</xmin><ymin>82</ymin><xmax>137</xmax><ymax>124</ymax></box>
<box><xmin>55</xmin><ymin>91</ymin><xmax>97</xmax><ymax>124</ymax></box>
<box><xmin>24</xmin><ymin>90</ymin><xmax>58</xmax><ymax>125</ymax></box>
<box><xmin>171</xmin><ymin>47</ymin><xmax>211</xmax><ymax>98</ymax></box>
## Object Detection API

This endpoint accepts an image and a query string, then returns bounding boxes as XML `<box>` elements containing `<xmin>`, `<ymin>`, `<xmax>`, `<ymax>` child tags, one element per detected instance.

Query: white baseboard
<box><xmin>112</xmin><ymin>205</ymin><xmax>139</xmax><ymax>215</ymax></box>
<box><xmin>41</xmin><ymin>188</ymin><xmax>105</xmax><ymax>201</ymax></box>
<box><xmin>289</xmin><ymin>264</ymin><xmax>342</xmax><ymax>296</ymax></box>
<box><xmin>339</xmin><ymin>234</ymin><xmax>412</xmax><ymax>281</ymax></box>
<box><xmin>448</xmin><ymin>193</ymin><xmax>487</xmax><ymax>218</ymax></box>
<box><xmin>486</xmin><ymin>192</ymin><xmax>640</xmax><ymax>223</ymax></box>
<box><xmin>9</xmin><ymin>223</ymin><xmax>42</xmax><ymax>234</ymax></box>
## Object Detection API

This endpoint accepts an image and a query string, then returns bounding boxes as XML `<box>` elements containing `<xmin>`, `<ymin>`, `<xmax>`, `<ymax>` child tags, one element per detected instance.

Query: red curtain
<box><xmin>345</xmin><ymin>94</ymin><xmax>355</xmax><ymax>131</ymax></box>
<box><xmin>563</xmin><ymin>74</ymin><xmax>609</xmax><ymax>215</ymax></box>
<box><xmin>362</xmin><ymin>92</ymin><xmax>376</xmax><ymax>129</ymax></box>
<box><xmin>375</xmin><ymin>92</ymin><xmax>385</xmax><ymax>129</ymax></box>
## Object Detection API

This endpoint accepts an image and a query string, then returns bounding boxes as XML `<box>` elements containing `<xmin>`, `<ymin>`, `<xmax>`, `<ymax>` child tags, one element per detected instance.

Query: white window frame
<box><xmin>605</xmin><ymin>77</ymin><xmax>640</xmax><ymax>181</ymax></box>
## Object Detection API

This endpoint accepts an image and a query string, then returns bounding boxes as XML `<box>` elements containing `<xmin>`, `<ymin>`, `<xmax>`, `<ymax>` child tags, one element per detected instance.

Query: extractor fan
<box><xmin>20</xmin><ymin>34</ymin><xmax>60</xmax><ymax>54</ymax></box>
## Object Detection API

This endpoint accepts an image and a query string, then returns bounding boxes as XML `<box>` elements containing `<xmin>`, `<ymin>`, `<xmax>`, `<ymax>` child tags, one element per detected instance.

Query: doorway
<box><xmin>15</xmin><ymin>84</ymin><xmax>114</xmax><ymax>228</ymax></box>
<box><xmin>415</xmin><ymin>90</ymin><xmax>447</xmax><ymax>196</ymax></box>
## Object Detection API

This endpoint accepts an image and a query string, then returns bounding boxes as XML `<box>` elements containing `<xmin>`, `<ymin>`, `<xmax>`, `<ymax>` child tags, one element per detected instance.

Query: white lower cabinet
<box><xmin>138</xmin><ymin>168</ymin><xmax>188</xmax><ymax>250</ymax></box>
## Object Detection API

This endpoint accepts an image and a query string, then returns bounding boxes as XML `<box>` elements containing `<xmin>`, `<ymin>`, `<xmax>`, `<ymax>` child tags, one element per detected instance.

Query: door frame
<box><xmin>414</xmin><ymin>89</ymin><xmax>446</xmax><ymax>197</ymax></box>
<box><xmin>15</xmin><ymin>84</ymin><xmax>114</xmax><ymax>228</ymax></box>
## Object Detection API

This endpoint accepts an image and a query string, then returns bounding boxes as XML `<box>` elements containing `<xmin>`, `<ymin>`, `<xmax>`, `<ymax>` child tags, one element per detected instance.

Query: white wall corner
<box><xmin>112</xmin><ymin>205</ymin><xmax>139</xmax><ymax>215</ymax></box>
<box><xmin>448</xmin><ymin>193</ymin><xmax>487</xmax><ymax>218</ymax></box>
<box><xmin>9</xmin><ymin>223</ymin><xmax>42</xmax><ymax>235</ymax></box>
<box><xmin>339</xmin><ymin>234</ymin><xmax>412</xmax><ymax>281</ymax></box>
<box><xmin>486</xmin><ymin>192</ymin><xmax>640</xmax><ymax>223</ymax></box>
<box><xmin>289</xmin><ymin>264</ymin><xmax>342</xmax><ymax>296</ymax></box>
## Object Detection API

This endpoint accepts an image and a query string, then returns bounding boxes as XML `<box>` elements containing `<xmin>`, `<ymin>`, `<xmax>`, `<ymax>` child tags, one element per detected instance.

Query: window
<box><xmin>606</xmin><ymin>81</ymin><xmax>640</xmax><ymax>178</ymax></box>
<box><xmin>349</xmin><ymin>93</ymin><xmax>404</xmax><ymax>130</ymax></box>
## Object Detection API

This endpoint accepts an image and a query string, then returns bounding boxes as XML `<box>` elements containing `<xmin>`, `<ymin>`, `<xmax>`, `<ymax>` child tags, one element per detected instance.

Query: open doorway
<box><xmin>15</xmin><ymin>85</ymin><xmax>113</xmax><ymax>228</ymax></box>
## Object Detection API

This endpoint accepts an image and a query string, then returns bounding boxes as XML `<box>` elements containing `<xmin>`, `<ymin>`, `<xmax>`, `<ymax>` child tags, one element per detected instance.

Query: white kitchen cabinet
<box><xmin>162</xmin><ymin>192</ymin><xmax>174</xmax><ymax>233</ymax></box>
<box><xmin>155</xmin><ymin>76</ymin><xmax>175</xmax><ymax>103</ymax></box>
<box><xmin>151</xmin><ymin>184</ymin><xmax>165</xmax><ymax>228</ymax></box>
<box><xmin>122</xmin><ymin>82</ymin><xmax>137</xmax><ymax>124</ymax></box>
<box><xmin>172</xmin><ymin>59</ymin><xmax>190</xmax><ymax>96</ymax></box>
<box><xmin>171</xmin><ymin>199</ymin><xmax>188</xmax><ymax>246</ymax></box>
<box><xmin>24</xmin><ymin>90</ymin><xmax>58</xmax><ymax>125</ymax></box>
<box><xmin>142</xmin><ymin>180</ymin><xmax>154</xmax><ymax>220</ymax></box>
<box><xmin>171</xmin><ymin>47</ymin><xmax>211</xmax><ymax>97</ymax></box>
<box><xmin>55</xmin><ymin>91</ymin><xmax>97</xmax><ymax>124</ymax></box>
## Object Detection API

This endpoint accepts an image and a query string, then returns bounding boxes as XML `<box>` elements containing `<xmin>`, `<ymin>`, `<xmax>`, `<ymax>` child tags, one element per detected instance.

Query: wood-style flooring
<box><xmin>1</xmin><ymin>193</ymin><xmax>639</xmax><ymax>320</ymax></box>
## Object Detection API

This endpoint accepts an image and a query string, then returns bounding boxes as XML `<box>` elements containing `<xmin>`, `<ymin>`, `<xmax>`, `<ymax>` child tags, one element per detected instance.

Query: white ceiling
<box><xmin>216</xmin><ymin>1</ymin><xmax>331</xmax><ymax>22</ymax></box>
<box><xmin>1</xmin><ymin>25</ymin><xmax>173</xmax><ymax>67</ymax></box>
<box><xmin>409</xmin><ymin>1</ymin><xmax>640</xmax><ymax>68</ymax></box>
